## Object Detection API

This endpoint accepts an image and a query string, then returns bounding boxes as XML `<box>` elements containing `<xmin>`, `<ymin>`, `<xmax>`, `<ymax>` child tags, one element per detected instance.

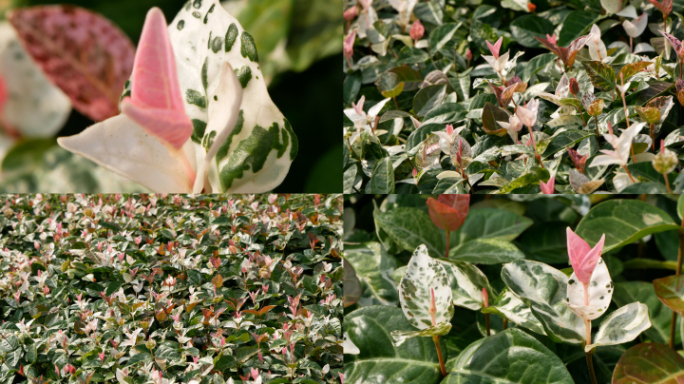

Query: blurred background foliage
<box><xmin>0</xmin><ymin>0</ymin><xmax>342</xmax><ymax>193</ymax></box>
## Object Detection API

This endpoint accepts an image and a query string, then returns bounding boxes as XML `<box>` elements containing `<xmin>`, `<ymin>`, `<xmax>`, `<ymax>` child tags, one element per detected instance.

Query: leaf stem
<box><xmin>665</xmin><ymin>173</ymin><xmax>673</xmax><ymax>193</ymax></box>
<box><xmin>485</xmin><ymin>313</ymin><xmax>491</xmax><ymax>336</ymax></box>
<box><xmin>502</xmin><ymin>318</ymin><xmax>507</xmax><ymax>330</ymax></box>
<box><xmin>593</xmin><ymin>115</ymin><xmax>599</xmax><ymax>137</ymax></box>
<box><xmin>433</xmin><ymin>335</ymin><xmax>447</xmax><ymax>377</ymax></box>
<box><xmin>584</xmin><ymin>319</ymin><xmax>598</xmax><ymax>384</ymax></box>
<box><xmin>528</xmin><ymin>127</ymin><xmax>544</xmax><ymax>169</ymax></box>
<box><xmin>444</xmin><ymin>229</ymin><xmax>450</xmax><ymax>259</ymax></box>
<box><xmin>621</xmin><ymin>165</ymin><xmax>637</xmax><ymax>183</ymax></box>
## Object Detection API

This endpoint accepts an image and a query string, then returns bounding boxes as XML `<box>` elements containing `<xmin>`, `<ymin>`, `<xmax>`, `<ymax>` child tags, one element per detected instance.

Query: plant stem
<box><xmin>485</xmin><ymin>313</ymin><xmax>491</xmax><ymax>336</ymax></box>
<box><xmin>621</xmin><ymin>165</ymin><xmax>637</xmax><ymax>183</ymax></box>
<box><xmin>502</xmin><ymin>318</ymin><xmax>508</xmax><ymax>330</ymax></box>
<box><xmin>445</xmin><ymin>229</ymin><xmax>450</xmax><ymax>259</ymax></box>
<box><xmin>593</xmin><ymin>115</ymin><xmax>600</xmax><ymax>137</ymax></box>
<box><xmin>584</xmin><ymin>319</ymin><xmax>598</xmax><ymax>384</ymax></box>
<box><xmin>586</xmin><ymin>351</ymin><xmax>598</xmax><ymax>384</ymax></box>
<box><xmin>621</xmin><ymin>90</ymin><xmax>631</xmax><ymax>128</ymax></box>
<box><xmin>433</xmin><ymin>335</ymin><xmax>447</xmax><ymax>377</ymax></box>
<box><xmin>665</xmin><ymin>173</ymin><xmax>673</xmax><ymax>193</ymax></box>
<box><xmin>528</xmin><ymin>127</ymin><xmax>544</xmax><ymax>169</ymax></box>
<box><xmin>393</xmin><ymin>96</ymin><xmax>399</xmax><ymax>109</ymax></box>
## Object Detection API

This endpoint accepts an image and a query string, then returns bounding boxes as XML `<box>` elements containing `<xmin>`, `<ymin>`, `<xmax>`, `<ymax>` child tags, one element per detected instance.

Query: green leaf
<box><xmin>654</xmin><ymin>275</ymin><xmax>684</xmax><ymax>316</ymax></box>
<box><xmin>344</xmin><ymin>242</ymin><xmax>399</xmax><ymax>306</ymax></box>
<box><xmin>343</xmin><ymin>71</ymin><xmax>362</xmax><ymax>106</ymax></box>
<box><xmin>613</xmin><ymin>282</ymin><xmax>675</xmax><ymax>344</ymax></box>
<box><xmin>124</xmin><ymin>352</ymin><xmax>151</xmax><ymax>366</ymax></box>
<box><xmin>501</xmin><ymin>260</ymin><xmax>584</xmax><ymax>344</ymax></box>
<box><xmin>429</xmin><ymin>23</ymin><xmax>461</xmax><ymax>55</ymax></box>
<box><xmin>414</xmin><ymin>0</ymin><xmax>443</xmax><ymax>25</ymax></box>
<box><xmin>510</xmin><ymin>15</ymin><xmax>554</xmax><ymax>48</ymax></box>
<box><xmin>558</xmin><ymin>11</ymin><xmax>598</xmax><ymax>46</ymax></box>
<box><xmin>373</xmin><ymin>207</ymin><xmax>445</xmax><ymax>258</ymax></box>
<box><xmin>518</xmin><ymin>222</ymin><xmax>570</xmax><ymax>264</ymax></box>
<box><xmin>422</xmin><ymin>103</ymin><xmax>467</xmax><ymax>125</ymax></box>
<box><xmin>481</xmin><ymin>102</ymin><xmax>510</xmax><ymax>136</ymax></box>
<box><xmin>483</xmin><ymin>288</ymin><xmax>547</xmax><ymax>336</ymax></box>
<box><xmin>582</xmin><ymin>61</ymin><xmax>616</xmax><ymax>92</ymax></box>
<box><xmin>586</xmin><ymin>302</ymin><xmax>651</xmax><ymax>353</ymax></box>
<box><xmin>541</xmin><ymin>129</ymin><xmax>594</xmax><ymax>158</ymax></box>
<box><xmin>444</xmin><ymin>329</ymin><xmax>574</xmax><ymax>383</ymax></box>
<box><xmin>369</xmin><ymin>157</ymin><xmax>395</xmax><ymax>194</ymax></box>
<box><xmin>575</xmin><ymin>200</ymin><xmax>680</xmax><ymax>253</ymax></box>
<box><xmin>413</xmin><ymin>84</ymin><xmax>447</xmax><ymax>117</ymax></box>
<box><xmin>618</xmin><ymin>61</ymin><xmax>652</xmax><ymax>83</ymax></box>
<box><xmin>521</xmin><ymin>53</ymin><xmax>556</xmax><ymax>83</ymax></box>
<box><xmin>25</xmin><ymin>343</ymin><xmax>37</xmax><ymax>364</ymax></box>
<box><xmin>406</xmin><ymin>123</ymin><xmax>446</xmax><ymax>155</ymax></box>
<box><xmin>451</xmin><ymin>208</ymin><xmax>533</xmax><ymax>245</ymax></box>
<box><xmin>448</xmin><ymin>238</ymin><xmax>526</xmax><ymax>264</ymax></box>
<box><xmin>397</xmin><ymin>46</ymin><xmax>430</xmax><ymax>65</ymax></box>
<box><xmin>678</xmin><ymin>195</ymin><xmax>684</xmax><ymax>220</ymax></box>
<box><xmin>345</xmin><ymin>306</ymin><xmax>442</xmax><ymax>384</ymax></box>
<box><xmin>612</xmin><ymin>343</ymin><xmax>684</xmax><ymax>383</ymax></box>
<box><xmin>399</xmin><ymin>245</ymin><xmax>454</xmax><ymax>330</ymax></box>
<box><xmin>343</xmin><ymin>259</ymin><xmax>362</xmax><ymax>308</ymax></box>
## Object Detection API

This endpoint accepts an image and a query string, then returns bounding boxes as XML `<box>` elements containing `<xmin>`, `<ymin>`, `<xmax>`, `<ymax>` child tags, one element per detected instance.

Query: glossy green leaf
<box><xmin>510</xmin><ymin>15</ymin><xmax>554</xmax><ymax>48</ymax></box>
<box><xmin>344</xmin><ymin>306</ymin><xmax>442</xmax><ymax>384</ymax></box>
<box><xmin>448</xmin><ymin>238</ymin><xmax>526</xmax><ymax>264</ymax></box>
<box><xmin>429</xmin><ymin>23</ymin><xmax>461</xmax><ymax>55</ymax></box>
<box><xmin>373</xmin><ymin>207</ymin><xmax>445</xmax><ymax>258</ymax></box>
<box><xmin>574</xmin><ymin>200</ymin><xmax>680</xmax><ymax>253</ymax></box>
<box><xmin>541</xmin><ymin>130</ymin><xmax>594</xmax><ymax>158</ymax></box>
<box><xmin>558</xmin><ymin>11</ymin><xmax>598</xmax><ymax>46</ymax></box>
<box><xmin>450</xmin><ymin>208</ymin><xmax>533</xmax><ymax>245</ymax></box>
<box><xmin>414</xmin><ymin>84</ymin><xmax>447</xmax><ymax>117</ymax></box>
<box><xmin>444</xmin><ymin>329</ymin><xmax>574</xmax><ymax>383</ymax></box>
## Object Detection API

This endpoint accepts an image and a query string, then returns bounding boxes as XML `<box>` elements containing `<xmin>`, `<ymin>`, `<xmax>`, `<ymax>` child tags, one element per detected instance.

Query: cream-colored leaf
<box><xmin>567</xmin><ymin>257</ymin><xmax>613</xmax><ymax>321</ymax></box>
<box><xmin>585</xmin><ymin>302</ymin><xmax>651</xmax><ymax>352</ymax></box>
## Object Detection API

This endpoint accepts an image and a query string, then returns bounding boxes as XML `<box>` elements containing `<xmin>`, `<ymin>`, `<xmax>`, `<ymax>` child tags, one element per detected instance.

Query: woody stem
<box><xmin>432</xmin><ymin>335</ymin><xmax>447</xmax><ymax>377</ymax></box>
<box><xmin>650</xmin><ymin>123</ymin><xmax>656</xmax><ymax>151</ymax></box>
<box><xmin>593</xmin><ymin>115</ymin><xmax>599</xmax><ymax>137</ymax></box>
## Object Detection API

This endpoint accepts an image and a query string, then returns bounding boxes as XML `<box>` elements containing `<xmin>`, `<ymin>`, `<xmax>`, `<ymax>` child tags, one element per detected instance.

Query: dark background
<box><xmin>21</xmin><ymin>0</ymin><xmax>343</xmax><ymax>193</ymax></box>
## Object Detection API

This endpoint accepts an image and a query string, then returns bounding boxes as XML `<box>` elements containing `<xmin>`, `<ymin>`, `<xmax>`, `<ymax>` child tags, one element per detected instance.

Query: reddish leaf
<box><xmin>426</xmin><ymin>194</ymin><xmax>470</xmax><ymax>232</ymax></box>
<box><xmin>613</xmin><ymin>343</ymin><xmax>684</xmax><ymax>383</ymax></box>
<box><xmin>8</xmin><ymin>5</ymin><xmax>135</xmax><ymax>122</ymax></box>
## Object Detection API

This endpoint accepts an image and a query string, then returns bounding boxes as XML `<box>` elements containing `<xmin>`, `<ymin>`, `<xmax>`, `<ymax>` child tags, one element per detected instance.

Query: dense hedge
<box><xmin>0</xmin><ymin>194</ymin><xmax>343</xmax><ymax>384</ymax></box>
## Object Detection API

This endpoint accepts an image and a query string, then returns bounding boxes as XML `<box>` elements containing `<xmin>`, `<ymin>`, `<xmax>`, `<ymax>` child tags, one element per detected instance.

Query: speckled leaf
<box><xmin>399</xmin><ymin>245</ymin><xmax>454</xmax><ymax>330</ymax></box>
<box><xmin>0</xmin><ymin>22</ymin><xmax>71</xmax><ymax>138</ymax></box>
<box><xmin>8</xmin><ymin>5</ymin><xmax>134</xmax><ymax>122</ymax></box>
<box><xmin>483</xmin><ymin>288</ymin><xmax>547</xmax><ymax>336</ymax></box>
<box><xmin>654</xmin><ymin>275</ymin><xmax>684</xmax><ymax>316</ymax></box>
<box><xmin>344</xmin><ymin>306</ymin><xmax>442</xmax><ymax>384</ymax></box>
<box><xmin>613</xmin><ymin>282</ymin><xmax>674</xmax><ymax>344</ymax></box>
<box><xmin>444</xmin><ymin>329</ymin><xmax>574</xmax><ymax>384</ymax></box>
<box><xmin>582</xmin><ymin>61</ymin><xmax>615</xmax><ymax>92</ymax></box>
<box><xmin>501</xmin><ymin>259</ymin><xmax>585</xmax><ymax>344</ymax></box>
<box><xmin>586</xmin><ymin>302</ymin><xmax>651</xmax><ymax>353</ymax></box>
<box><xmin>575</xmin><ymin>200</ymin><xmax>680</xmax><ymax>253</ymax></box>
<box><xmin>439</xmin><ymin>259</ymin><xmax>492</xmax><ymax>310</ymax></box>
<box><xmin>613</xmin><ymin>343</ymin><xmax>684</xmax><ymax>383</ymax></box>
<box><xmin>566</xmin><ymin>257</ymin><xmax>613</xmax><ymax>321</ymax></box>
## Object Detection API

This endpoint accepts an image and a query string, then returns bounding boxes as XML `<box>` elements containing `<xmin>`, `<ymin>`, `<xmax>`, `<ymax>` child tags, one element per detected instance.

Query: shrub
<box><xmin>343</xmin><ymin>0</ymin><xmax>684</xmax><ymax>194</ymax></box>
<box><xmin>0</xmin><ymin>193</ymin><xmax>343</xmax><ymax>384</ymax></box>
<box><xmin>344</xmin><ymin>194</ymin><xmax>684</xmax><ymax>383</ymax></box>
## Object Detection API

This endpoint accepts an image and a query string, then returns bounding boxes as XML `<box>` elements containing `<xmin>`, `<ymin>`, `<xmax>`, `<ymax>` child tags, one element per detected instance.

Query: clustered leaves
<box><xmin>344</xmin><ymin>194</ymin><xmax>684</xmax><ymax>383</ymax></box>
<box><xmin>343</xmin><ymin>0</ymin><xmax>684</xmax><ymax>194</ymax></box>
<box><xmin>0</xmin><ymin>193</ymin><xmax>343</xmax><ymax>384</ymax></box>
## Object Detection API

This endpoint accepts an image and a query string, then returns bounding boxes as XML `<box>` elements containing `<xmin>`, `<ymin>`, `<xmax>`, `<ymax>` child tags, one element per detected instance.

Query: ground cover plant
<box><xmin>344</xmin><ymin>193</ymin><xmax>684</xmax><ymax>383</ymax></box>
<box><xmin>343</xmin><ymin>0</ymin><xmax>684</xmax><ymax>194</ymax></box>
<box><xmin>0</xmin><ymin>193</ymin><xmax>344</xmax><ymax>384</ymax></box>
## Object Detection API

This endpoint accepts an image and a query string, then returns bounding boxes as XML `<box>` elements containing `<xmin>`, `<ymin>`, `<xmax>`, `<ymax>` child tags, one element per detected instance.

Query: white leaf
<box><xmin>343</xmin><ymin>333</ymin><xmax>360</xmax><ymax>355</ymax></box>
<box><xmin>390</xmin><ymin>322</ymin><xmax>452</xmax><ymax>346</ymax></box>
<box><xmin>585</xmin><ymin>302</ymin><xmax>651</xmax><ymax>352</ymax></box>
<box><xmin>600</xmin><ymin>0</ymin><xmax>623</xmax><ymax>14</ymax></box>
<box><xmin>488</xmin><ymin>289</ymin><xmax>547</xmax><ymax>336</ymax></box>
<box><xmin>566</xmin><ymin>257</ymin><xmax>613</xmax><ymax>321</ymax></box>
<box><xmin>439</xmin><ymin>259</ymin><xmax>491</xmax><ymax>311</ymax></box>
<box><xmin>398</xmin><ymin>244</ymin><xmax>454</xmax><ymax>330</ymax></box>
<box><xmin>58</xmin><ymin>115</ymin><xmax>196</xmax><ymax>193</ymax></box>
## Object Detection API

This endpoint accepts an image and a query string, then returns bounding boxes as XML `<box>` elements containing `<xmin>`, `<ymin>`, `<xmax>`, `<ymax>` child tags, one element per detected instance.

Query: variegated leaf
<box><xmin>439</xmin><ymin>259</ymin><xmax>492</xmax><ymax>310</ymax></box>
<box><xmin>168</xmin><ymin>0</ymin><xmax>297</xmax><ymax>192</ymax></box>
<box><xmin>501</xmin><ymin>259</ymin><xmax>585</xmax><ymax>344</ymax></box>
<box><xmin>585</xmin><ymin>302</ymin><xmax>651</xmax><ymax>353</ymax></box>
<box><xmin>390</xmin><ymin>322</ymin><xmax>452</xmax><ymax>346</ymax></box>
<box><xmin>483</xmin><ymin>288</ymin><xmax>547</xmax><ymax>336</ymax></box>
<box><xmin>566</xmin><ymin>257</ymin><xmax>613</xmax><ymax>321</ymax></box>
<box><xmin>398</xmin><ymin>244</ymin><xmax>454</xmax><ymax>330</ymax></box>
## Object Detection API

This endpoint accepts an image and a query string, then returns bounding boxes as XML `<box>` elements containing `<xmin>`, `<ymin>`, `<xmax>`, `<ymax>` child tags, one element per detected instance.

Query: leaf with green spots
<box><xmin>240</xmin><ymin>31</ymin><xmax>259</xmax><ymax>62</ymax></box>
<box><xmin>398</xmin><ymin>244</ymin><xmax>454</xmax><ymax>330</ymax></box>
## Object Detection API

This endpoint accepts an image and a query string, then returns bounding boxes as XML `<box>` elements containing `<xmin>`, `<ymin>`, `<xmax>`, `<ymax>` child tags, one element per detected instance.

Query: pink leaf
<box><xmin>8</xmin><ymin>5</ymin><xmax>135</xmax><ymax>122</ymax></box>
<box><xmin>120</xmin><ymin>8</ymin><xmax>192</xmax><ymax>151</ymax></box>
<box><xmin>566</xmin><ymin>227</ymin><xmax>605</xmax><ymax>285</ymax></box>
